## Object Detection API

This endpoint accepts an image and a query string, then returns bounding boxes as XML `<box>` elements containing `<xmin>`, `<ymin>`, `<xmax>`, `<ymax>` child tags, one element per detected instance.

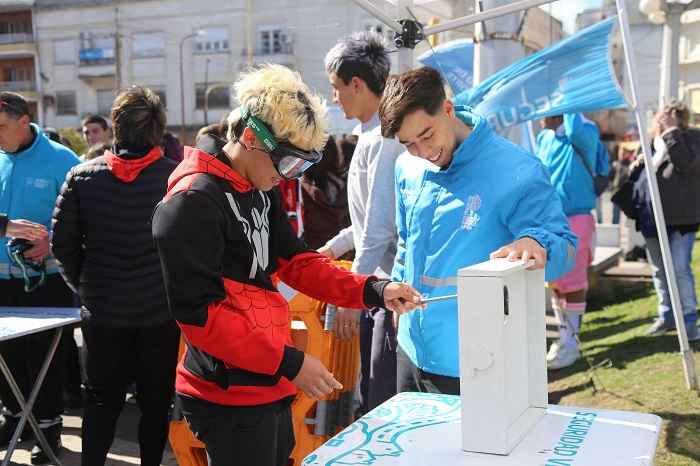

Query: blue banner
<box><xmin>455</xmin><ymin>17</ymin><xmax>626</xmax><ymax>131</ymax></box>
<box><xmin>418</xmin><ymin>39</ymin><xmax>474</xmax><ymax>95</ymax></box>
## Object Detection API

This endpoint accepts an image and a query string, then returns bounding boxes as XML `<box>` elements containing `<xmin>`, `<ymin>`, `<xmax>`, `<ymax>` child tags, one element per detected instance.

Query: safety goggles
<box><xmin>238</xmin><ymin>106</ymin><xmax>322</xmax><ymax>180</ymax></box>
<box><xmin>6</xmin><ymin>238</ymin><xmax>46</xmax><ymax>293</ymax></box>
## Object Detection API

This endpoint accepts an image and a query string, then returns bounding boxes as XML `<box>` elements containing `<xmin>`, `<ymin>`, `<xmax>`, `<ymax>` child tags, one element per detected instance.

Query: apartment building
<box><xmin>680</xmin><ymin>8</ymin><xmax>700</xmax><ymax>124</ymax></box>
<box><xmin>30</xmin><ymin>0</ymin><xmax>462</xmax><ymax>140</ymax></box>
<box><xmin>0</xmin><ymin>0</ymin><xmax>42</xmax><ymax>123</ymax></box>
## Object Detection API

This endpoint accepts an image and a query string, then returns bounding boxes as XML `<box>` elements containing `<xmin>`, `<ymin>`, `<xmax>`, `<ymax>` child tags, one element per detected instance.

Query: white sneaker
<box><xmin>548</xmin><ymin>346</ymin><xmax>581</xmax><ymax>370</ymax></box>
<box><xmin>546</xmin><ymin>341</ymin><xmax>561</xmax><ymax>363</ymax></box>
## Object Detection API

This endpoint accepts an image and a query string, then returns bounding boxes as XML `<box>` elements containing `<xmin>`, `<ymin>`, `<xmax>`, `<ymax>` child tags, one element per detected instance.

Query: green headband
<box><xmin>238</xmin><ymin>106</ymin><xmax>278</xmax><ymax>152</ymax></box>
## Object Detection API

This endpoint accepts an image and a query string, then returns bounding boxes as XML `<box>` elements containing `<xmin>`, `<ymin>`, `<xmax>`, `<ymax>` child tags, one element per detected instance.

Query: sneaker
<box><xmin>0</xmin><ymin>418</ymin><xmax>34</xmax><ymax>447</ymax></box>
<box><xmin>645</xmin><ymin>318</ymin><xmax>676</xmax><ymax>335</ymax></box>
<box><xmin>686</xmin><ymin>323</ymin><xmax>700</xmax><ymax>342</ymax></box>
<box><xmin>30</xmin><ymin>424</ymin><xmax>62</xmax><ymax>465</ymax></box>
<box><xmin>548</xmin><ymin>346</ymin><xmax>581</xmax><ymax>370</ymax></box>
<box><xmin>546</xmin><ymin>341</ymin><xmax>561</xmax><ymax>363</ymax></box>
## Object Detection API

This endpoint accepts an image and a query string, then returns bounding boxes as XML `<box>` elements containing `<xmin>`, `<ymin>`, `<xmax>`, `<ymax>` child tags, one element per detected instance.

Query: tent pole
<box><xmin>616</xmin><ymin>0</ymin><xmax>699</xmax><ymax>391</ymax></box>
<box><xmin>348</xmin><ymin>0</ymin><xmax>403</xmax><ymax>33</ymax></box>
<box><xmin>424</xmin><ymin>0</ymin><xmax>554</xmax><ymax>36</ymax></box>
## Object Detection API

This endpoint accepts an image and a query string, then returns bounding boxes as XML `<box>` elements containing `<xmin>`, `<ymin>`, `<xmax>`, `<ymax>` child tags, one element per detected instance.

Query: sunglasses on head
<box><xmin>0</xmin><ymin>100</ymin><xmax>24</xmax><ymax>115</ymax></box>
<box><xmin>238</xmin><ymin>106</ymin><xmax>322</xmax><ymax>180</ymax></box>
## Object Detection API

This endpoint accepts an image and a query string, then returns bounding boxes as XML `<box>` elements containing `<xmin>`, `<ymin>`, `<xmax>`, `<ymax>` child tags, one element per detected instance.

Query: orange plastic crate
<box><xmin>168</xmin><ymin>260</ymin><xmax>360</xmax><ymax>466</ymax></box>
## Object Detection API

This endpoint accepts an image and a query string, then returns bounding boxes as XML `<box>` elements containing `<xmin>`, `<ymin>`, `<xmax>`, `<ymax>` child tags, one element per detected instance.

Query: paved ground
<box><xmin>0</xmin><ymin>324</ymin><xmax>179</xmax><ymax>466</ymax></box>
<box><xmin>0</xmin><ymin>365</ymin><xmax>179</xmax><ymax>466</ymax></box>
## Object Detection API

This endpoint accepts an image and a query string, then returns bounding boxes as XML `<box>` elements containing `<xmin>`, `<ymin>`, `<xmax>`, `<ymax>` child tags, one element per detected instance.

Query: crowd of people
<box><xmin>0</xmin><ymin>28</ymin><xmax>699</xmax><ymax>466</ymax></box>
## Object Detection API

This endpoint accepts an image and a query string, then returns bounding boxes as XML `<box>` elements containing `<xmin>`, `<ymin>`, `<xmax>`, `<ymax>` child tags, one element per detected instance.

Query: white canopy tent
<box><xmin>349</xmin><ymin>0</ymin><xmax>699</xmax><ymax>392</ymax></box>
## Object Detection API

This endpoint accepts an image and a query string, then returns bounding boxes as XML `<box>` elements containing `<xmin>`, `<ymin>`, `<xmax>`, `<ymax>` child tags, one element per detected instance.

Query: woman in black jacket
<box><xmin>626</xmin><ymin>100</ymin><xmax>700</xmax><ymax>342</ymax></box>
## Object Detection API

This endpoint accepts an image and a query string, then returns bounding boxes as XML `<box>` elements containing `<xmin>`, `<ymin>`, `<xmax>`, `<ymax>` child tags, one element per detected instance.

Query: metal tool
<box><xmin>416</xmin><ymin>294</ymin><xmax>458</xmax><ymax>305</ymax></box>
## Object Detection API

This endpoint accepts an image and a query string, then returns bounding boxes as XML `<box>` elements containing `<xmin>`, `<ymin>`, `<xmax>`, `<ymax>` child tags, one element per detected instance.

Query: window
<box><xmin>56</xmin><ymin>91</ymin><xmax>76</xmax><ymax>115</ymax></box>
<box><xmin>54</xmin><ymin>40</ymin><xmax>75</xmax><ymax>64</ymax></box>
<box><xmin>363</xmin><ymin>20</ymin><xmax>394</xmax><ymax>43</ymax></box>
<box><xmin>195</xmin><ymin>28</ymin><xmax>229</xmax><ymax>54</ymax></box>
<box><xmin>79</xmin><ymin>35</ymin><xmax>115</xmax><ymax>66</ymax></box>
<box><xmin>152</xmin><ymin>87</ymin><xmax>167</xmax><ymax>108</ymax></box>
<box><xmin>132</xmin><ymin>32</ymin><xmax>165</xmax><ymax>58</ymax></box>
<box><xmin>97</xmin><ymin>90</ymin><xmax>114</xmax><ymax>117</ymax></box>
<box><xmin>260</xmin><ymin>28</ymin><xmax>282</xmax><ymax>54</ymax></box>
<box><xmin>196</xmin><ymin>83</ymin><xmax>229</xmax><ymax>109</ymax></box>
<box><xmin>15</xmin><ymin>68</ymin><xmax>34</xmax><ymax>82</ymax></box>
<box><xmin>0</xmin><ymin>19</ymin><xmax>31</xmax><ymax>35</ymax></box>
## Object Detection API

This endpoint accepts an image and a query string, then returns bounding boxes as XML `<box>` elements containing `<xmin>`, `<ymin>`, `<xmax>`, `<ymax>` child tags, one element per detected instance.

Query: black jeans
<box><xmin>0</xmin><ymin>274</ymin><xmax>73</xmax><ymax>424</ymax></box>
<box><xmin>80</xmin><ymin>318</ymin><xmax>180</xmax><ymax>466</ymax></box>
<box><xmin>358</xmin><ymin>308</ymin><xmax>397</xmax><ymax>414</ymax></box>
<box><xmin>184</xmin><ymin>405</ymin><xmax>295</xmax><ymax>466</ymax></box>
<box><xmin>396</xmin><ymin>345</ymin><xmax>460</xmax><ymax>395</ymax></box>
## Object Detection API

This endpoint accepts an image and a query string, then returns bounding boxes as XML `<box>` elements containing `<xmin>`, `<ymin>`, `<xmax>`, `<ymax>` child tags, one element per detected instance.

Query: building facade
<box><xmin>681</xmin><ymin>8</ymin><xmax>700</xmax><ymax>124</ymax></box>
<box><xmin>0</xmin><ymin>0</ymin><xmax>41</xmax><ymax>122</ymax></box>
<box><xmin>31</xmin><ymin>0</ymin><xmax>469</xmax><ymax>141</ymax></box>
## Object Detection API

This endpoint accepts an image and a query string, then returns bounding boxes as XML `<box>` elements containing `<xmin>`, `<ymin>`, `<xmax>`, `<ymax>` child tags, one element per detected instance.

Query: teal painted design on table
<box><xmin>302</xmin><ymin>392</ymin><xmax>461</xmax><ymax>465</ymax></box>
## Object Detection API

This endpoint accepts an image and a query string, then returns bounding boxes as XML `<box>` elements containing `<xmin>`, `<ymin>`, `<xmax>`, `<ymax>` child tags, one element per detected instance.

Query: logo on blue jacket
<box><xmin>461</xmin><ymin>195</ymin><xmax>482</xmax><ymax>230</ymax></box>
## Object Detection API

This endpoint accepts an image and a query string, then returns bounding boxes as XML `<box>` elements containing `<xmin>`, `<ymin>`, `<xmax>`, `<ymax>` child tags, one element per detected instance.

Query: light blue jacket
<box><xmin>0</xmin><ymin>123</ymin><xmax>80</xmax><ymax>277</ymax></box>
<box><xmin>535</xmin><ymin>113</ymin><xmax>599</xmax><ymax>216</ymax></box>
<box><xmin>393</xmin><ymin>108</ymin><xmax>577</xmax><ymax>377</ymax></box>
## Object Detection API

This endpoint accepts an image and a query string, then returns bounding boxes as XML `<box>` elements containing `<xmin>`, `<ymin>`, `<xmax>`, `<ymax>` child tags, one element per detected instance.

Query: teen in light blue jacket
<box><xmin>379</xmin><ymin>67</ymin><xmax>577</xmax><ymax>392</ymax></box>
<box><xmin>536</xmin><ymin>113</ymin><xmax>599</xmax><ymax>217</ymax></box>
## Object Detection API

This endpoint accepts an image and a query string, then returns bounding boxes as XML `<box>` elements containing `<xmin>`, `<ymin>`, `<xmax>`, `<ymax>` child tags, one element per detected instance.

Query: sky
<box><xmin>543</xmin><ymin>0</ymin><xmax>604</xmax><ymax>33</ymax></box>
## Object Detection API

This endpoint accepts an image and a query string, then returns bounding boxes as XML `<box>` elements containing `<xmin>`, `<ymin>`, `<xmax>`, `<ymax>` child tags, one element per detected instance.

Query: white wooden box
<box><xmin>457</xmin><ymin>258</ymin><xmax>547</xmax><ymax>455</ymax></box>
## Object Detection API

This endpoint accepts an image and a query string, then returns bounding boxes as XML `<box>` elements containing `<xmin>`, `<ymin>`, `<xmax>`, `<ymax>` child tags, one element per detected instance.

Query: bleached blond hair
<box><xmin>227</xmin><ymin>64</ymin><xmax>328</xmax><ymax>151</ymax></box>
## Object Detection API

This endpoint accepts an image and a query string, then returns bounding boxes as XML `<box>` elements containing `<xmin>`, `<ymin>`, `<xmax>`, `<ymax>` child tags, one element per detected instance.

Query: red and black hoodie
<box><xmin>152</xmin><ymin>135</ymin><xmax>386</xmax><ymax>416</ymax></box>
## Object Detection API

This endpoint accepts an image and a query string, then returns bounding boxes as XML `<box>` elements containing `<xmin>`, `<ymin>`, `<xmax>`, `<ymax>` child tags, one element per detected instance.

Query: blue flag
<box><xmin>455</xmin><ymin>17</ymin><xmax>626</xmax><ymax>131</ymax></box>
<box><xmin>418</xmin><ymin>39</ymin><xmax>474</xmax><ymax>95</ymax></box>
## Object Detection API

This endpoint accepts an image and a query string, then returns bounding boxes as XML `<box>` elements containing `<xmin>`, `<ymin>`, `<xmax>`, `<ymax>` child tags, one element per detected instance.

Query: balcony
<box><xmin>0</xmin><ymin>33</ymin><xmax>36</xmax><ymax>57</ymax></box>
<box><xmin>0</xmin><ymin>32</ymin><xmax>33</xmax><ymax>45</ymax></box>
<box><xmin>78</xmin><ymin>48</ymin><xmax>116</xmax><ymax>79</ymax></box>
<box><xmin>0</xmin><ymin>80</ymin><xmax>36</xmax><ymax>92</ymax></box>
<box><xmin>240</xmin><ymin>46</ymin><xmax>293</xmax><ymax>56</ymax></box>
<box><xmin>239</xmin><ymin>47</ymin><xmax>294</xmax><ymax>68</ymax></box>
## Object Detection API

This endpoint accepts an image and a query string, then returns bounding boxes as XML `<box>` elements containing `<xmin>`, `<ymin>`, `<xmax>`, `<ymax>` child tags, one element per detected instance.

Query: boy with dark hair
<box><xmin>320</xmin><ymin>30</ymin><xmax>404</xmax><ymax>414</ymax></box>
<box><xmin>52</xmin><ymin>85</ymin><xmax>180</xmax><ymax>466</ymax></box>
<box><xmin>378</xmin><ymin>66</ymin><xmax>577</xmax><ymax>395</ymax></box>
<box><xmin>80</xmin><ymin>114</ymin><xmax>111</xmax><ymax>160</ymax></box>
<box><xmin>152</xmin><ymin>64</ymin><xmax>423</xmax><ymax>466</ymax></box>
<box><xmin>80</xmin><ymin>114</ymin><xmax>110</xmax><ymax>144</ymax></box>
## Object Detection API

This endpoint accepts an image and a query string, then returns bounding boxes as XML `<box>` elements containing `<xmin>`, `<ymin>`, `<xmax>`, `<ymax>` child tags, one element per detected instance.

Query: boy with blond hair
<box><xmin>152</xmin><ymin>64</ymin><xmax>423</xmax><ymax>466</ymax></box>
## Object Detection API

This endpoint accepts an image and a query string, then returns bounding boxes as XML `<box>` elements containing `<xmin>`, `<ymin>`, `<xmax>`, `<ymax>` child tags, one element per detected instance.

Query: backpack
<box><xmin>574</xmin><ymin>140</ymin><xmax>610</xmax><ymax>197</ymax></box>
<box><xmin>593</xmin><ymin>140</ymin><xmax>611</xmax><ymax>196</ymax></box>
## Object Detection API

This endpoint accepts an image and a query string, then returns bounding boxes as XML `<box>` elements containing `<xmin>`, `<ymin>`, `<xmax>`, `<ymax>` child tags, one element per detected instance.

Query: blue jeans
<box><xmin>645</xmin><ymin>232</ymin><xmax>699</xmax><ymax>325</ymax></box>
<box><xmin>612</xmin><ymin>204</ymin><xmax>620</xmax><ymax>224</ymax></box>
